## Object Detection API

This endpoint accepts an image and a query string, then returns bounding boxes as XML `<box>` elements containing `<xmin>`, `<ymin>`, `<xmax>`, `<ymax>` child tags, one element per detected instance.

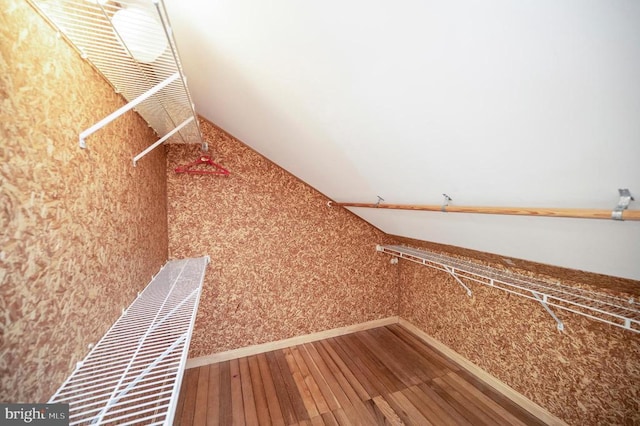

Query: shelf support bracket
<box><xmin>612</xmin><ymin>188</ymin><xmax>634</xmax><ymax>220</ymax></box>
<box><xmin>532</xmin><ymin>292</ymin><xmax>564</xmax><ymax>331</ymax></box>
<box><xmin>443</xmin><ymin>266</ymin><xmax>473</xmax><ymax>297</ymax></box>
<box><xmin>133</xmin><ymin>116</ymin><xmax>194</xmax><ymax>166</ymax></box>
<box><xmin>79</xmin><ymin>72</ymin><xmax>180</xmax><ymax>149</ymax></box>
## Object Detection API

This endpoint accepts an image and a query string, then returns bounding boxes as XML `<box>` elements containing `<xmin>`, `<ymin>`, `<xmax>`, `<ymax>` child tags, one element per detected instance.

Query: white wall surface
<box><xmin>165</xmin><ymin>0</ymin><xmax>640</xmax><ymax>280</ymax></box>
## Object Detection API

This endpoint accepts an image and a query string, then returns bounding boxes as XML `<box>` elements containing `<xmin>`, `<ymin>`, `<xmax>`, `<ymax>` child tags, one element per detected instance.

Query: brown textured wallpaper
<box><xmin>167</xmin><ymin>121</ymin><xmax>640</xmax><ymax>424</ymax></box>
<box><xmin>167</xmin><ymin>120</ymin><xmax>399</xmax><ymax>357</ymax></box>
<box><xmin>396</xmin><ymin>240</ymin><xmax>640</xmax><ymax>425</ymax></box>
<box><xmin>0</xmin><ymin>1</ymin><xmax>168</xmax><ymax>402</ymax></box>
<box><xmin>4</xmin><ymin>4</ymin><xmax>637</xmax><ymax>425</ymax></box>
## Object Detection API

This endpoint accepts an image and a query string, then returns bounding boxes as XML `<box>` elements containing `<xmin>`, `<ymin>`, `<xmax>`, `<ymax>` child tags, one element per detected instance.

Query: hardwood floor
<box><xmin>174</xmin><ymin>324</ymin><xmax>546</xmax><ymax>425</ymax></box>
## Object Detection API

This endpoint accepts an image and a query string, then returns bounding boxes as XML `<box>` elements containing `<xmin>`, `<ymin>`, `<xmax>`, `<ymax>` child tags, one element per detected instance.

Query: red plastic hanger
<box><xmin>174</xmin><ymin>155</ymin><xmax>230</xmax><ymax>175</ymax></box>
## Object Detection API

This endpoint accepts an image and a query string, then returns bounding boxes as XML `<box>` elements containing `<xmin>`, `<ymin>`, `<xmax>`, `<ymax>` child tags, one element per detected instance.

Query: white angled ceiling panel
<box><xmin>163</xmin><ymin>0</ymin><xmax>640</xmax><ymax>280</ymax></box>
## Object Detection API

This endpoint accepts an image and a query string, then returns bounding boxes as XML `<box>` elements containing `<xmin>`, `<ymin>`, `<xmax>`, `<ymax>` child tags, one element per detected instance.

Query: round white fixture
<box><xmin>112</xmin><ymin>6</ymin><xmax>168</xmax><ymax>63</ymax></box>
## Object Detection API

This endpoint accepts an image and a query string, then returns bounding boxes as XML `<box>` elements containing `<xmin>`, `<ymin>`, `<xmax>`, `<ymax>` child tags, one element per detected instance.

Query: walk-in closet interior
<box><xmin>2</xmin><ymin>0</ymin><xmax>639</xmax><ymax>424</ymax></box>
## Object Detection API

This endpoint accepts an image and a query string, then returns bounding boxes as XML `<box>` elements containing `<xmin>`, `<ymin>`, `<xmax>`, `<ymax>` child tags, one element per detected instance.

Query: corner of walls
<box><xmin>166</xmin><ymin>119</ymin><xmax>399</xmax><ymax>357</ymax></box>
<box><xmin>0</xmin><ymin>0</ymin><xmax>168</xmax><ymax>402</ymax></box>
<box><xmin>392</xmin><ymin>238</ymin><xmax>640</xmax><ymax>425</ymax></box>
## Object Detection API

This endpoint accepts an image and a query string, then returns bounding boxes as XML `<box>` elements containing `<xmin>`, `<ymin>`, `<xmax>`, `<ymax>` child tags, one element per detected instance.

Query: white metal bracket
<box><xmin>132</xmin><ymin>116</ymin><xmax>194</xmax><ymax>166</ymax></box>
<box><xmin>442</xmin><ymin>266</ymin><xmax>473</xmax><ymax>297</ymax></box>
<box><xmin>532</xmin><ymin>292</ymin><xmax>564</xmax><ymax>331</ymax></box>
<box><xmin>612</xmin><ymin>188</ymin><xmax>634</xmax><ymax>220</ymax></box>
<box><xmin>79</xmin><ymin>72</ymin><xmax>179</xmax><ymax>149</ymax></box>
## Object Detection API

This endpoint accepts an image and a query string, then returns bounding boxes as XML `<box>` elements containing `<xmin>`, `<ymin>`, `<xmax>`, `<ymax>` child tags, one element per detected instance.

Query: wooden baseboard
<box><xmin>186</xmin><ymin>316</ymin><xmax>399</xmax><ymax>369</ymax></box>
<box><xmin>398</xmin><ymin>318</ymin><xmax>567</xmax><ymax>426</ymax></box>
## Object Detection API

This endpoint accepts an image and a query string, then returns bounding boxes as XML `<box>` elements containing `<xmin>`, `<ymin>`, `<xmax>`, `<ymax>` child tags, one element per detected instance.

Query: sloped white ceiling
<box><xmin>164</xmin><ymin>0</ymin><xmax>640</xmax><ymax>280</ymax></box>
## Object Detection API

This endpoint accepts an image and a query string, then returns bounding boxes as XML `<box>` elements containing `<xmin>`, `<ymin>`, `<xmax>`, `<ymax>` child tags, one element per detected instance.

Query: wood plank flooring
<box><xmin>174</xmin><ymin>324</ymin><xmax>546</xmax><ymax>425</ymax></box>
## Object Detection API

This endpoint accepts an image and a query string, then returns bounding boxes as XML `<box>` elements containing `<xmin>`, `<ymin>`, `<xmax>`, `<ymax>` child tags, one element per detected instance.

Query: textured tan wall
<box><xmin>0</xmin><ymin>1</ymin><xmax>168</xmax><ymax>402</ymax></box>
<box><xmin>167</xmin><ymin>120</ymin><xmax>640</xmax><ymax>424</ymax></box>
<box><xmin>167</xmin><ymin>120</ymin><xmax>398</xmax><ymax>356</ymax></box>
<box><xmin>397</xmin><ymin>240</ymin><xmax>640</xmax><ymax>425</ymax></box>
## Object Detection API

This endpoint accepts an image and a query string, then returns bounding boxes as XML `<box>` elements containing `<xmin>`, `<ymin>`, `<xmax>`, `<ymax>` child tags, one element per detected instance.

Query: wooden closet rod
<box><xmin>328</xmin><ymin>201</ymin><xmax>640</xmax><ymax>221</ymax></box>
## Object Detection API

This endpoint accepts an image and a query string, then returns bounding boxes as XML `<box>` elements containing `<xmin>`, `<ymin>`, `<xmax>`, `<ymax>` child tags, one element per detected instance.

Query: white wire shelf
<box><xmin>49</xmin><ymin>256</ymin><xmax>209</xmax><ymax>425</ymax></box>
<box><xmin>27</xmin><ymin>0</ymin><xmax>205</xmax><ymax>162</ymax></box>
<box><xmin>377</xmin><ymin>245</ymin><xmax>640</xmax><ymax>333</ymax></box>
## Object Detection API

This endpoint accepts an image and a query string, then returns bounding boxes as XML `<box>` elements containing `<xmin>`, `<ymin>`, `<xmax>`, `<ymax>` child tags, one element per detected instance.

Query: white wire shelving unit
<box><xmin>49</xmin><ymin>256</ymin><xmax>209</xmax><ymax>425</ymax></box>
<box><xmin>377</xmin><ymin>245</ymin><xmax>640</xmax><ymax>333</ymax></box>
<box><xmin>27</xmin><ymin>0</ymin><xmax>206</xmax><ymax>164</ymax></box>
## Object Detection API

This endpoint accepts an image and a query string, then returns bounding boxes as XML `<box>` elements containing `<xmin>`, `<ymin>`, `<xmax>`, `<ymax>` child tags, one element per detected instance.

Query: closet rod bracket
<box><xmin>612</xmin><ymin>188</ymin><xmax>634</xmax><ymax>220</ymax></box>
<box><xmin>441</xmin><ymin>193</ymin><xmax>452</xmax><ymax>212</ymax></box>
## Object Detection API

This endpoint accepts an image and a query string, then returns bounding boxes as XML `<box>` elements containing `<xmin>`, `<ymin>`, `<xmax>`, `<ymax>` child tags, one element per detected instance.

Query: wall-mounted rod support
<box><xmin>133</xmin><ymin>116</ymin><xmax>194</xmax><ymax>166</ymax></box>
<box><xmin>612</xmin><ymin>189</ymin><xmax>634</xmax><ymax>221</ymax></box>
<box><xmin>331</xmin><ymin>198</ymin><xmax>640</xmax><ymax>221</ymax></box>
<box><xmin>532</xmin><ymin>292</ymin><xmax>564</xmax><ymax>331</ymax></box>
<box><xmin>441</xmin><ymin>194</ymin><xmax>452</xmax><ymax>212</ymax></box>
<box><xmin>79</xmin><ymin>72</ymin><xmax>179</xmax><ymax>148</ymax></box>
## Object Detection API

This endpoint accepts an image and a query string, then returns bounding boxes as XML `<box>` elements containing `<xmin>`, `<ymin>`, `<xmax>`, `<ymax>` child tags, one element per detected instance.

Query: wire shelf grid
<box><xmin>27</xmin><ymin>0</ymin><xmax>204</xmax><ymax>150</ymax></box>
<box><xmin>378</xmin><ymin>245</ymin><xmax>639</xmax><ymax>332</ymax></box>
<box><xmin>49</xmin><ymin>256</ymin><xmax>209</xmax><ymax>425</ymax></box>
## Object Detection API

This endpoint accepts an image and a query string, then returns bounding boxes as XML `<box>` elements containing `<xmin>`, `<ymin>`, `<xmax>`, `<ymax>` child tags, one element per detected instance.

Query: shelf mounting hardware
<box><xmin>375</xmin><ymin>196</ymin><xmax>384</xmax><ymax>207</ymax></box>
<box><xmin>532</xmin><ymin>292</ymin><xmax>564</xmax><ymax>331</ymax></box>
<box><xmin>133</xmin><ymin>116</ymin><xmax>194</xmax><ymax>166</ymax></box>
<box><xmin>442</xmin><ymin>193</ymin><xmax>452</xmax><ymax>212</ymax></box>
<box><xmin>612</xmin><ymin>188</ymin><xmax>634</xmax><ymax>220</ymax></box>
<box><xmin>29</xmin><ymin>0</ymin><xmax>207</xmax><ymax>162</ymax></box>
<box><xmin>442</xmin><ymin>265</ymin><xmax>473</xmax><ymax>297</ymax></box>
<box><xmin>376</xmin><ymin>245</ymin><xmax>640</xmax><ymax>333</ymax></box>
<box><xmin>79</xmin><ymin>73</ymin><xmax>180</xmax><ymax>149</ymax></box>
